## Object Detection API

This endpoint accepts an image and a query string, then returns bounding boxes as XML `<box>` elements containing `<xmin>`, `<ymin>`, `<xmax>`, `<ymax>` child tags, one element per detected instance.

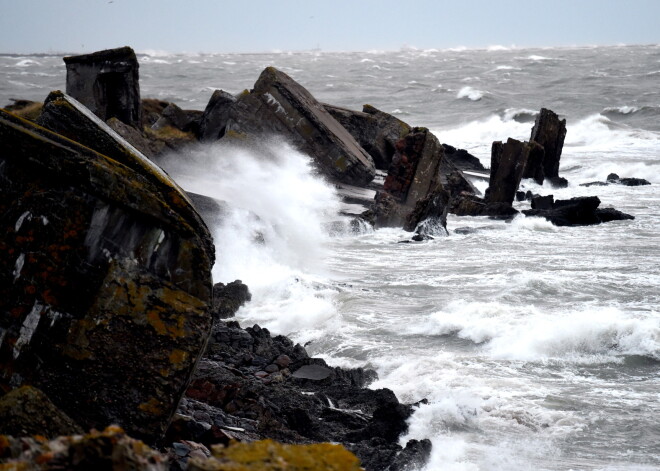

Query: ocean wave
<box><xmin>487</xmin><ymin>45</ymin><xmax>512</xmax><ymax>52</ymax></box>
<box><xmin>502</xmin><ymin>107</ymin><xmax>538</xmax><ymax>122</ymax></box>
<box><xmin>527</xmin><ymin>55</ymin><xmax>552</xmax><ymax>61</ymax></box>
<box><xmin>416</xmin><ymin>301</ymin><xmax>660</xmax><ymax>363</ymax></box>
<box><xmin>14</xmin><ymin>59</ymin><xmax>41</xmax><ymax>67</ymax></box>
<box><xmin>456</xmin><ymin>86</ymin><xmax>485</xmax><ymax>101</ymax></box>
<box><xmin>155</xmin><ymin>139</ymin><xmax>344</xmax><ymax>341</ymax></box>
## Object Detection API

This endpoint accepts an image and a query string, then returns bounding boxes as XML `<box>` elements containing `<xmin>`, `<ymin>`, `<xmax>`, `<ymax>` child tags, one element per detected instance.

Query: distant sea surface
<box><xmin>3</xmin><ymin>45</ymin><xmax>659</xmax><ymax>470</ymax></box>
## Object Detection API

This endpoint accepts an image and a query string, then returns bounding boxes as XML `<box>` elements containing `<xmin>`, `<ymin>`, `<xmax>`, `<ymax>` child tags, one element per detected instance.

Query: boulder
<box><xmin>36</xmin><ymin>91</ymin><xmax>206</xmax><ymax>233</ymax></box>
<box><xmin>404</xmin><ymin>188</ymin><xmax>450</xmax><ymax>235</ymax></box>
<box><xmin>383</xmin><ymin>128</ymin><xmax>445</xmax><ymax>210</ymax></box>
<box><xmin>106</xmin><ymin>116</ymin><xmax>166</xmax><ymax>158</ymax></box>
<box><xmin>531</xmin><ymin>194</ymin><xmax>554</xmax><ymax>210</ymax></box>
<box><xmin>442</xmin><ymin>143</ymin><xmax>486</xmax><ymax>172</ymax></box>
<box><xmin>388</xmin><ymin>439</ymin><xmax>433</xmax><ymax>471</ymax></box>
<box><xmin>211</xmin><ymin>280</ymin><xmax>252</xmax><ymax>320</ymax></box>
<box><xmin>521</xmin><ymin>139</ymin><xmax>545</xmax><ymax>184</ymax></box>
<box><xmin>523</xmin><ymin>108</ymin><xmax>566</xmax><ymax>183</ymax></box>
<box><xmin>152</xmin><ymin>102</ymin><xmax>202</xmax><ymax>135</ymax></box>
<box><xmin>0</xmin><ymin>386</ymin><xmax>82</xmax><ymax>438</ymax></box>
<box><xmin>225</xmin><ymin>67</ymin><xmax>375</xmax><ymax>186</ymax></box>
<box><xmin>199</xmin><ymin>90</ymin><xmax>237</xmax><ymax>141</ymax></box>
<box><xmin>523</xmin><ymin>196</ymin><xmax>634</xmax><ymax>226</ymax></box>
<box><xmin>581</xmin><ymin>173</ymin><xmax>651</xmax><ymax>187</ymax></box>
<box><xmin>64</xmin><ymin>46</ymin><xmax>141</xmax><ymax>127</ymax></box>
<box><xmin>487</xmin><ymin>138</ymin><xmax>534</xmax><ymax>205</ymax></box>
<box><xmin>0</xmin><ymin>109</ymin><xmax>214</xmax><ymax>443</ymax></box>
<box><xmin>326</xmin><ymin>103</ymin><xmax>412</xmax><ymax>171</ymax></box>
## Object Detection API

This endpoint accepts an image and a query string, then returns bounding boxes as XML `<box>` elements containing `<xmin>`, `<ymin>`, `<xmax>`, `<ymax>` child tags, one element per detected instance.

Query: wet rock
<box><xmin>450</xmin><ymin>194</ymin><xmax>519</xmax><ymax>219</ymax></box>
<box><xmin>487</xmin><ymin>138</ymin><xmax>534</xmax><ymax>205</ymax></box>
<box><xmin>0</xmin><ymin>386</ymin><xmax>82</xmax><ymax>438</ymax></box>
<box><xmin>442</xmin><ymin>143</ymin><xmax>486</xmax><ymax>172</ymax></box>
<box><xmin>404</xmin><ymin>188</ymin><xmax>450</xmax><ymax>234</ymax></box>
<box><xmin>0</xmin><ymin>425</ymin><xmax>168</xmax><ymax>470</ymax></box>
<box><xmin>0</xmin><ymin>109</ymin><xmax>214</xmax><ymax>443</ymax></box>
<box><xmin>64</xmin><ymin>46</ymin><xmax>141</xmax><ymax>127</ymax></box>
<box><xmin>152</xmin><ymin>103</ymin><xmax>202</xmax><ymax>135</ymax></box>
<box><xmin>384</xmin><ymin>128</ymin><xmax>444</xmax><ymax>209</ymax></box>
<box><xmin>326</xmin><ymin>103</ymin><xmax>412</xmax><ymax>171</ymax></box>
<box><xmin>36</xmin><ymin>91</ymin><xmax>210</xmax><ymax>251</ymax></box>
<box><xmin>523</xmin><ymin>196</ymin><xmax>634</xmax><ymax>226</ymax></box>
<box><xmin>515</xmin><ymin>190</ymin><xmax>527</xmax><ymax>201</ymax></box>
<box><xmin>199</xmin><ymin>90</ymin><xmax>237</xmax><ymax>141</ymax></box>
<box><xmin>225</xmin><ymin>67</ymin><xmax>375</xmax><ymax>185</ymax></box>
<box><xmin>531</xmin><ymin>194</ymin><xmax>554</xmax><ymax>210</ymax></box>
<box><xmin>521</xmin><ymin>138</ymin><xmax>545</xmax><ymax>184</ymax></box>
<box><xmin>211</xmin><ymin>280</ymin><xmax>252</xmax><ymax>320</ymax></box>
<box><xmin>388</xmin><ymin>438</ymin><xmax>433</xmax><ymax>471</ymax></box>
<box><xmin>581</xmin><ymin>173</ymin><xmax>651</xmax><ymax>187</ymax></box>
<box><xmin>107</xmin><ymin>116</ymin><xmax>166</xmax><ymax>158</ymax></box>
<box><xmin>547</xmin><ymin>176</ymin><xmax>569</xmax><ymax>188</ymax></box>
<box><xmin>291</xmin><ymin>364</ymin><xmax>333</xmax><ymax>381</ymax></box>
<box><xmin>523</xmin><ymin>108</ymin><xmax>567</xmax><ymax>183</ymax></box>
<box><xmin>2</xmin><ymin>99</ymin><xmax>43</xmax><ymax>122</ymax></box>
<box><xmin>361</xmin><ymin>191</ymin><xmax>408</xmax><ymax>228</ymax></box>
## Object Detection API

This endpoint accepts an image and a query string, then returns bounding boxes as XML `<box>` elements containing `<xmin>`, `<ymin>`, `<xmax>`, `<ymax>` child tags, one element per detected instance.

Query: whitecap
<box><xmin>527</xmin><ymin>55</ymin><xmax>551</xmax><ymax>61</ymax></box>
<box><xmin>603</xmin><ymin>105</ymin><xmax>639</xmax><ymax>115</ymax></box>
<box><xmin>487</xmin><ymin>45</ymin><xmax>511</xmax><ymax>51</ymax></box>
<box><xmin>456</xmin><ymin>86</ymin><xmax>485</xmax><ymax>101</ymax></box>
<box><xmin>15</xmin><ymin>59</ymin><xmax>40</xmax><ymax>67</ymax></box>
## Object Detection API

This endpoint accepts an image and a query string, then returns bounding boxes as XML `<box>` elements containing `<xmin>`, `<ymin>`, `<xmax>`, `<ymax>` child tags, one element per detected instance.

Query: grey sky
<box><xmin>1</xmin><ymin>0</ymin><xmax>659</xmax><ymax>54</ymax></box>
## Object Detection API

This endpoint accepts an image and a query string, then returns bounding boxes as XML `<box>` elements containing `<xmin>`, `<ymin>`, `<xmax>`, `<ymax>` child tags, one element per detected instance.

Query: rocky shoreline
<box><xmin>0</xmin><ymin>46</ymin><xmax>645</xmax><ymax>470</ymax></box>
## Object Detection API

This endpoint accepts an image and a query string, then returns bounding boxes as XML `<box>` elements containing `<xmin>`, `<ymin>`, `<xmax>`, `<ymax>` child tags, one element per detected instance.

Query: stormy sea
<box><xmin>2</xmin><ymin>44</ymin><xmax>659</xmax><ymax>470</ymax></box>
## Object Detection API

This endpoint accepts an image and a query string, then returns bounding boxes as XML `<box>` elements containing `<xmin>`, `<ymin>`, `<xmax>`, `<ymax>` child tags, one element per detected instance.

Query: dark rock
<box><xmin>445</xmin><ymin>169</ymin><xmax>479</xmax><ymax>198</ymax></box>
<box><xmin>515</xmin><ymin>190</ymin><xmax>527</xmax><ymax>201</ymax></box>
<box><xmin>384</xmin><ymin>128</ymin><xmax>444</xmax><ymax>209</ymax></box>
<box><xmin>199</xmin><ymin>90</ymin><xmax>237</xmax><ymax>141</ymax></box>
<box><xmin>487</xmin><ymin>138</ymin><xmax>534</xmax><ymax>205</ymax></box>
<box><xmin>450</xmin><ymin>194</ymin><xmax>519</xmax><ymax>219</ymax></box>
<box><xmin>141</xmin><ymin>98</ymin><xmax>170</xmax><ymax>127</ymax></box>
<box><xmin>581</xmin><ymin>174</ymin><xmax>651</xmax><ymax>187</ymax></box>
<box><xmin>106</xmin><ymin>116</ymin><xmax>166</xmax><ymax>158</ymax></box>
<box><xmin>547</xmin><ymin>176</ymin><xmax>569</xmax><ymax>188</ymax></box>
<box><xmin>0</xmin><ymin>386</ymin><xmax>82</xmax><ymax>438</ymax></box>
<box><xmin>523</xmin><ymin>196</ymin><xmax>634</xmax><ymax>226</ymax></box>
<box><xmin>524</xmin><ymin>108</ymin><xmax>567</xmax><ymax>183</ymax></box>
<box><xmin>225</xmin><ymin>67</ymin><xmax>375</xmax><ymax>186</ymax></box>
<box><xmin>291</xmin><ymin>364</ymin><xmax>332</xmax><ymax>381</ymax></box>
<box><xmin>607</xmin><ymin>173</ymin><xmax>620</xmax><ymax>182</ymax></box>
<box><xmin>347</xmin><ymin>438</ymin><xmax>401</xmax><ymax>471</ymax></box>
<box><xmin>325</xmin><ymin>103</ymin><xmax>411</xmax><ymax>171</ymax></box>
<box><xmin>212</xmin><ymin>280</ymin><xmax>252</xmax><ymax>320</ymax></box>
<box><xmin>0</xmin><ymin>109</ymin><xmax>214</xmax><ymax>444</ymax></box>
<box><xmin>1</xmin><ymin>99</ymin><xmax>42</xmax><ymax>122</ymax></box>
<box><xmin>361</xmin><ymin>191</ymin><xmax>408</xmax><ymax>228</ymax></box>
<box><xmin>404</xmin><ymin>188</ymin><xmax>450</xmax><ymax>234</ymax></box>
<box><xmin>36</xmin><ymin>91</ymin><xmax>211</xmax><ymax>256</ymax></box>
<box><xmin>595</xmin><ymin>207</ymin><xmax>636</xmax><ymax>223</ymax></box>
<box><xmin>522</xmin><ymin>139</ymin><xmax>546</xmax><ymax>184</ymax></box>
<box><xmin>531</xmin><ymin>195</ymin><xmax>554</xmax><ymax>210</ymax></box>
<box><xmin>153</xmin><ymin>102</ymin><xmax>200</xmax><ymax>134</ymax></box>
<box><xmin>64</xmin><ymin>46</ymin><xmax>141</xmax><ymax>127</ymax></box>
<box><xmin>388</xmin><ymin>438</ymin><xmax>433</xmax><ymax>471</ymax></box>
<box><xmin>619</xmin><ymin>177</ymin><xmax>651</xmax><ymax>186</ymax></box>
<box><xmin>580</xmin><ymin>180</ymin><xmax>609</xmax><ymax>187</ymax></box>
<box><xmin>442</xmin><ymin>143</ymin><xmax>486</xmax><ymax>172</ymax></box>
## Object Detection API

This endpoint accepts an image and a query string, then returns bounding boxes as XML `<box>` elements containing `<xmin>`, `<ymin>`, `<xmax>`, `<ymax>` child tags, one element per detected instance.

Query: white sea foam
<box><xmin>603</xmin><ymin>105</ymin><xmax>639</xmax><ymax>115</ymax></box>
<box><xmin>527</xmin><ymin>55</ymin><xmax>551</xmax><ymax>61</ymax></box>
<box><xmin>410</xmin><ymin>301</ymin><xmax>660</xmax><ymax>363</ymax></box>
<box><xmin>157</xmin><ymin>140</ymin><xmax>343</xmax><ymax>340</ymax></box>
<box><xmin>15</xmin><ymin>59</ymin><xmax>40</xmax><ymax>67</ymax></box>
<box><xmin>456</xmin><ymin>86</ymin><xmax>485</xmax><ymax>101</ymax></box>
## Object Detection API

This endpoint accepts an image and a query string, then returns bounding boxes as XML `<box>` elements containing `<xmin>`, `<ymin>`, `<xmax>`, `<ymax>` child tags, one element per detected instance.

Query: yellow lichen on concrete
<box><xmin>186</xmin><ymin>440</ymin><xmax>362</xmax><ymax>471</ymax></box>
<box><xmin>137</xmin><ymin>398</ymin><xmax>164</xmax><ymax>416</ymax></box>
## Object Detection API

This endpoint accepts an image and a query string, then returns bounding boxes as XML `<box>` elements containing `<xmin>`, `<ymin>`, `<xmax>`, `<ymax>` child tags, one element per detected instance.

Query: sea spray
<box><xmin>157</xmin><ymin>139</ymin><xmax>345</xmax><ymax>341</ymax></box>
